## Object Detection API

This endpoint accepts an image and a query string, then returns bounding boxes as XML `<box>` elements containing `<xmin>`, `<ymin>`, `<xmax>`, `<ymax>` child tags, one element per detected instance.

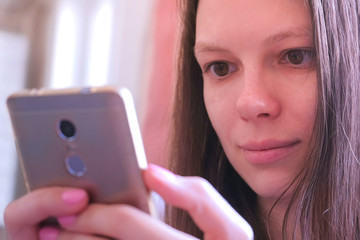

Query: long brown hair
<box><xmin>167</xmin><ymin>0</ymin><xmax>360</xmax><ymax>239</ymax></box>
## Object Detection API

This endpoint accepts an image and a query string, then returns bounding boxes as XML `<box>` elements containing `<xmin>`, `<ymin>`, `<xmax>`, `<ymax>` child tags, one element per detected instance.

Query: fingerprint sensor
<box><xmin>65</xmin><ymin>155</ymin><xmax>87</xmax><ymax>177</ymax></box>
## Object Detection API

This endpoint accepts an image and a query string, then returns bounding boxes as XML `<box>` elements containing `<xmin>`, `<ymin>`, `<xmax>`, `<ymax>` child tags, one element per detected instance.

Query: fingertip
<box><xmin>57</xmin><ymin>214</ymin><xmax>76</xmax><ymax>227</ymax></box>
<box><xmin>38</xmin><ymin>227</ymin><xmax>60</xmax><ymax>240</ymax></box>
<box><xmin>143</xmin><ymin>164</ymin><xmax>184</xmax><ymax>207</ymax></box>
<box><xmin>4</xmin><ymin>200</ymin><xmax>18</xmax><ymax>228</ymax></box>
<box><xmin>145</xmin><ymin>164</ymin><xmax>177</xmax><ymax>187</ymax></box>
<box><xmin>143</xmin><ymin>164</ymin><xmax>158</xmax><ymax>189</ymax></box>
<box><xmin>147</xmin><ymin>164</ymin><xmax>176</xmax><ymax>177</ymax></box>
<box><xmin>61</xmin><ymin>189</ymin><xmax>88</xmax><ymax>205</ymax></box>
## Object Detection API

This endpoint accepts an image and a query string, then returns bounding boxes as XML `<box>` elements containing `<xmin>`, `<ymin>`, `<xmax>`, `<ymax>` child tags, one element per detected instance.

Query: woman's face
<box><xmin>195</xmin><ymin>0</ymin><xmax>317</xmax><ymax>201</ymax></box>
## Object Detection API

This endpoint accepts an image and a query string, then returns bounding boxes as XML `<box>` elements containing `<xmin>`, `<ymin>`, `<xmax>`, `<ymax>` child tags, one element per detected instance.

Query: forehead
<box><xmin>195</xmin><ymin>0</ymin><xmax>312</xmax><ymax>45</ymax></box>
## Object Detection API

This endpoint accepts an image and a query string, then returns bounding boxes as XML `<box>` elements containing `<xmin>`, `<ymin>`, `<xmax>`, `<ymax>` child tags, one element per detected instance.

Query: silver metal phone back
<box><xmin>7</xmin><ymin>87</ymin><xmax>151</xmax><ymax>213</ymax></box>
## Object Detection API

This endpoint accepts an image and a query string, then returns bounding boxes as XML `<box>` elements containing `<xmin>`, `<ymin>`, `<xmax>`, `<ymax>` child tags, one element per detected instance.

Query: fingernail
<box><xmin>58</xmin><ymin>215</ymin><xmax>76</xmax><ymax>227</ymax></box>
<box><xmin>38</xmin><ymin>227</ymin><xmax>60</xmax><ymax>240</ymax></box>
<box><xmin>62</xmin><ymin>189</ymin><xmax>86</xmax><ymax>204</ymax></box>
<box><xmin>148</xmin><ymin>164</ymin><xmax>177</xmax><ymax>182</ymax></box>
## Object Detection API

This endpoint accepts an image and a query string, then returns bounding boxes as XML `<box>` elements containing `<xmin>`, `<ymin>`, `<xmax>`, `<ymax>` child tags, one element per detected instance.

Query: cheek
<box><xmin>204</xmin><ymin>87</ymin><xmax>235</xmax><ymax>136</ymax></box>
<box><xmin>287</xmin><ymin>79</ymin><xmax>318</xmax><ymax>136</ymax></box>
<box><xmin>203</xmin><ymin>86</ymin><xmax>239</xmax><ymax>158</ymax></box>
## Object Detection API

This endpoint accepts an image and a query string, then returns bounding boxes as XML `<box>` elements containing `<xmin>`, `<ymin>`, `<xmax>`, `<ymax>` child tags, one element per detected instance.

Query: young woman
<box><xmin>4</xmin><ymin>0</ymin><xmax>360</xmax><ymax>239</ymax></box>
<box><xmin>168</xmin><ymin>0</ymin><xmax>360</xmax><ymax>239</ymax></box>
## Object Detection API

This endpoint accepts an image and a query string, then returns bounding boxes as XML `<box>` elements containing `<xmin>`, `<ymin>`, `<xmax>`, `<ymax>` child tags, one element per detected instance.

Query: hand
<box><xmin>4</xmin><ymin>165</ymin><xmax>254</xmax><ymax>240</ymax></box>
<box><xmin>144</xmin><ymin>164</ymin><xmax>254</xmax><ymax>240</ymax></box>
<box><xmin>51</xmin><ymin>165</ymin><xmax>253</xmax><ymax>240</ymax></box>
<box><xmin>4</xmin><ymin>187</ymin><xmax>89</xmax><ymax>240</ymax></box>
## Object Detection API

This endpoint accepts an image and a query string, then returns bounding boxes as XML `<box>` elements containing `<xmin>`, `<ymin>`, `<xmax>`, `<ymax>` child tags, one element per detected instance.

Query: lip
<box><xmin>240</xmin><ymin>139</ymin><xmax>301</xmax><ymax>164</ymax></box>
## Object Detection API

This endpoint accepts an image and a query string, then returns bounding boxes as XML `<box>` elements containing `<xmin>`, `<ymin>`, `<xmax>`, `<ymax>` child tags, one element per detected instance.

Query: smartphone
<box><xmin>7</xmin><ymin>86</ymin><xmax>153</xmax><ymax>214</ymax></box>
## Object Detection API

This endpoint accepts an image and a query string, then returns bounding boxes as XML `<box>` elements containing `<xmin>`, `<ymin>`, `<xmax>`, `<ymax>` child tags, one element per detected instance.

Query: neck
<box><xmin>258</xmin><ymin>196</ymin><xmax>300</xmax><ymax>240</ymax></box>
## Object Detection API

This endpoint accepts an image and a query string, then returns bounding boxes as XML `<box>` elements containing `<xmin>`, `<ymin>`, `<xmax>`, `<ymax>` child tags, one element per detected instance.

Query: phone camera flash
<box><xmin>65</xmin><ymin>155</ymin><xmax>87</xmax><ymax>177</ymax></box>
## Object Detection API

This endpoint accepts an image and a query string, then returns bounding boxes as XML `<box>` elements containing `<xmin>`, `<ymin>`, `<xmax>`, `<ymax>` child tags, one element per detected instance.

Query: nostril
<box><xmin>258</xmin><ymin>113</ymin><xmax>270</xmax><ymax>118</ymax></box>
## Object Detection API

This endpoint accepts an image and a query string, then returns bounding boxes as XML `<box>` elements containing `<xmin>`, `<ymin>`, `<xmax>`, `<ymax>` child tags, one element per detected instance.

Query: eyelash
<box><xmin>201</xmin><ymin>48</ymin><xmax>316</xmax><ymax>79</ymax></box>
<box><xmin>203</xmin><ymin>61</ymin><xmax>238</xmax><ymax>79</ymax></box>
<box><xmin>279</xmin><ymin>48</ymin><xmax>316</xmax><ymax>68</ymax></box>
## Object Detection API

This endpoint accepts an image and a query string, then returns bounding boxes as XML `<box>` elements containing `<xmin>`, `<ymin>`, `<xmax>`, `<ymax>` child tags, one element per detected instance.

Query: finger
<box><xmin>38</xmin><ymin>227</ymin><xmax>107</xmax><ymax>240</ymax></box>
<box><xmin>57</xmin><ymin>204</ymin><xmax>198</xmax><ymax>240</ymax></box>
<box><xmin>5</xmin><ymin>187</ymin><xmax>89</xmax><ymax>240</ymax></box>
<box><xmin>143</xmin><ymin>164</ymin><xmax>254</xmax><ymax>240</ymax></box>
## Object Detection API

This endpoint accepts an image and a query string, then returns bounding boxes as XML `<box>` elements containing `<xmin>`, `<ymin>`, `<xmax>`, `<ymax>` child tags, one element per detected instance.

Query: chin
<box><xmin>245</xmin><ymin>172</ymin><xmax>295</xmax><ymax>203</ymax></box>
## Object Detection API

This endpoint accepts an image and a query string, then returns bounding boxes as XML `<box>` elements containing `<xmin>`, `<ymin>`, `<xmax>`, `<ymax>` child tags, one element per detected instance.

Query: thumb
<box><xmin>144</xmin><ymin>164</ymin><xmax>254</xmax><ymax>240</ymax></box>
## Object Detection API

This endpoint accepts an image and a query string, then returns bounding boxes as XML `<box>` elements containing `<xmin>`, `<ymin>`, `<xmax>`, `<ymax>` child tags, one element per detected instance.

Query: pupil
<box><xmin>288</xmin><ymin>50</ymin><xmax>303</xmax><ymax>64</ymax></box>
<box><xmin>214</xmin><ymin>62</ymin><xmax>229</xmax><ymax>76</ymax></box>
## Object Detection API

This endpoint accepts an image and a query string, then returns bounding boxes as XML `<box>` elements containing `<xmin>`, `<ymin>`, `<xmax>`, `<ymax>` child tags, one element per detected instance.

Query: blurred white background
<box><xmin>0</xmin><ymin>0</ymin><xmax>155</xmax><ymax>238</ymax></box>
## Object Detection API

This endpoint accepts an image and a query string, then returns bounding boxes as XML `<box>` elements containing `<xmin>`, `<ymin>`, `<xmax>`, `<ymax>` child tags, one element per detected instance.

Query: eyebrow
<box><xmin>194</xmin><ymin>26</ymin><xmax>313</xmax><ymax>55</ymax></box>
<box><xmin>263</xmin><ymin>26</ymin><xmax>312</xmax><ymax>46</ymax></box>
<box><xmin>194</xmin><ymin>43</ymin><xmax>231</xmax><ymax>56</ymax></box>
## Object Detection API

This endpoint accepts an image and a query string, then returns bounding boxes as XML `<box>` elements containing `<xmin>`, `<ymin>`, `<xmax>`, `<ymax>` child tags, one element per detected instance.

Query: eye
<box><xmin>204</xmin><ymin>61</ymin><xmax>237</xmax><ymax>79</ymax></box>
<box><xmin>288</xmin><ymin>50</ymin><xmax>304</xmax><ymax>64</ymax></box>
<box><xmin>281</xmin><ymin>49</ymin><xmax>316</xmax><ymax>68</ymax></box>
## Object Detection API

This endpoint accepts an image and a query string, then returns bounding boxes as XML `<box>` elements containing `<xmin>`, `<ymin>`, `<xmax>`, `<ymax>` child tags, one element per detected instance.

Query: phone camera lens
<box><xmin>58</xmin><ymin>120</ymin><xmax>76</xmax><ymax>140</ymax></box>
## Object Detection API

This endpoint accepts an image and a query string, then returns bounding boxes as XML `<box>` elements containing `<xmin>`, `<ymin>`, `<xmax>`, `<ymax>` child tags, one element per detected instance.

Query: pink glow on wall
<box><xmin>142</xmin><ymin>0</ymin><xmax>178</xmax><ymax>166</ymax></box>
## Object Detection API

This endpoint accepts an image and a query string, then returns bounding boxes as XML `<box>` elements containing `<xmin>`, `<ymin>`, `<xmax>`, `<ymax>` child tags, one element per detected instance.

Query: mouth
<box><xmin>240</xmin><ymin>140</ymin><xmax>301</xmax><ymax>164</ymax></box>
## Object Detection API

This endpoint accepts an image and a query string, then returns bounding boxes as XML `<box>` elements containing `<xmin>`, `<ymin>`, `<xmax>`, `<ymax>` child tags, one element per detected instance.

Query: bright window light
<box><xmin>85</xmin><ymin>1</ymin><xmax>113</xmax><ymax>86</ymax></box>
<box><xmin>0</xmin><ymin>31</ymin><xmax>28</xmax><ymax>226</ymax></box>
<box><xmin>50</xmin><ymin>3</ymin><xmax>77</xmax><ymax>88</ymax></box>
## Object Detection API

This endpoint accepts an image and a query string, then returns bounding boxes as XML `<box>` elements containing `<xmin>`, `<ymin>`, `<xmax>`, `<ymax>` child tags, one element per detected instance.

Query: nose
<box><xmin>236</xmin><ymin>72</ymin><xmax>281</xmax><ymax>122</ymax></box>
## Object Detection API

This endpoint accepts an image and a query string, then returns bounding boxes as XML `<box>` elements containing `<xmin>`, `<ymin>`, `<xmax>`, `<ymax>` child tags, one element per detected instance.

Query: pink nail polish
<box><xmin>62</xmin><ymin>189</ymin><xmax>86</xmax><ymax>204</ymax></box>
<box><xmin>38</xmin><ymin>227</ymin><xmax>60</xmax><ymax>240</ymax></box>
<box><xmin>58</xmin><ymin>215</ymin><xmax>76</xmax><ymax>227</ymax></box>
